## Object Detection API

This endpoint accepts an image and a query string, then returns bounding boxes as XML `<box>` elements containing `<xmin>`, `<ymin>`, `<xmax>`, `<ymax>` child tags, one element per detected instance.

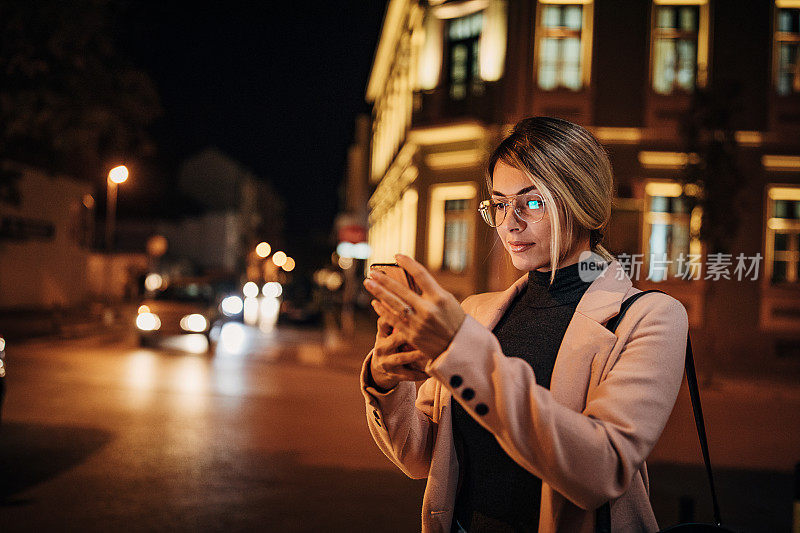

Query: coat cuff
<box><xmin>423</xmin><ymin>314</ymin><xmax>497</xmax><ymax>393</ymax></box>
<box><xmin>360</xmin><ymin>351</ymin><xmax>416</xmax><ymax>411</ymax></box>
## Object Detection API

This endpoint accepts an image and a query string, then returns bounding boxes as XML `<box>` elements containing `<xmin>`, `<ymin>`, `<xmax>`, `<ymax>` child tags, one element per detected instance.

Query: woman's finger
<box><xmin>368</xmin><ymin>268</ymin><xmax>426</xmax><ymax>311</ymax></box>
<box><xmin>373</xmin><ymin>302</ymin><xmax>394</xmax><ymax>337</ymax></box>
<box><xmin>364</xmin><ymin>277</ymin><xmax>413</xmax><ymax>318</ymax></box>
<box><xmin>394</xmin><ymin>254</ymin><xmax>443</xmax><ymax>297</ymax></box>
<box><xmin>390</xmin><ymin>349</ymin><xmax>429</xmax><ymax>367</ymax></box>
<box><xmin>392</xmin><ymin>367</ymin><xmax>430</xmax><ymax>382</ymax></box>
<box><xmin>372</xmin><ymin>300</ymin><xmax>399</xmax><ymax>331</ymax></box>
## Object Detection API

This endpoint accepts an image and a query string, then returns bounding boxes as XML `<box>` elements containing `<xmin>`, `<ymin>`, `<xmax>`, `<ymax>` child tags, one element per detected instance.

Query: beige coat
<box><xmin>359</xmin><ymin>259</ymin><xmax>689</xmax><ymax>532</ymax></box>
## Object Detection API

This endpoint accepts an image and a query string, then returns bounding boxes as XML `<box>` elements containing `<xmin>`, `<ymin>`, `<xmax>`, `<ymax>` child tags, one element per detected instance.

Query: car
<box><xmin>136</xmin><ymin>279</ymin><xmax>220</xmax><ymax>350</ymax></box>
<box><xmin>0</xmin><ymin>334</ymin><xmax>6</xmax><ymax>424</ymax></box>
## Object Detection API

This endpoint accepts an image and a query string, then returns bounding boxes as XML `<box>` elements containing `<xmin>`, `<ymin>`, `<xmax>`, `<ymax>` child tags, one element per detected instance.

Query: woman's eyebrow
<box><xmin>491</xmin><ymin>185</ymin><xmax>538</xmax><ymax>196</ymax></box>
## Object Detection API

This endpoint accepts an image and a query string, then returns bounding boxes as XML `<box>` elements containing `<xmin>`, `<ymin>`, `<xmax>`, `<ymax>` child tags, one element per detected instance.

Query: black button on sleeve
<box><xmin>475</xmin><ymin>403</ymin><xmax>489</xmax><ymax>416</ymax></box>
<box><xmin>449</xmin><ymin>375</ymin><xmax>463</xmax><ymax>388</ymax></box>
<box><xmin>461</xmin><ymin>388</ymin><xmax>475</xmax><ymax>401</ymax></box>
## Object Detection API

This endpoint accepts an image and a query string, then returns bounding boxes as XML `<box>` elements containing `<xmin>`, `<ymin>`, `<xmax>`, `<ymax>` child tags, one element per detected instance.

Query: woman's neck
<box><xmin>535</xmin><ymin>244</ymin><xmax>592</xmax><ymax>273</ymax></box>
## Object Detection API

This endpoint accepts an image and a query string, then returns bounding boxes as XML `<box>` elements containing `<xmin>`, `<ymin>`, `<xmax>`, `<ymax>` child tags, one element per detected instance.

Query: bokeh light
<box><xmin>272</xmin><ymin>251</ymin><xmax>287</xmax><ymax>267</ymax></box>
<box><xmin>255</xmin><ymin>241</ymin><xmax>271</xmax><ymax>258</ymax></box>
<box><xmin>221</xmin><ymin>295</ymin><xmax>244</xmax><ymax>316</ymax></box>
<box><xmin>242</xmin><ymin>281</ymin><xmax>259</xmax><ymax>298</ymax></box>
<box><xmin>262</xmin><ymin>281</ymin><xmax>282</xmax><ymax>298</ymax></box>
<box><xmin>108</xmin><ymin>165</ymin><xmax>129</xmax><ymax>184</ymax></box>
<box><xmin>144</xmin><ymin>273</ymin><xmax>163</xmax><ymax>292</ymax></box>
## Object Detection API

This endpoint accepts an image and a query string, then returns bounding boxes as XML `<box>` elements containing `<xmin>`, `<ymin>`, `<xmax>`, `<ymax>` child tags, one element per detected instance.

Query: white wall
<box><xmin>0</xmin><ymin>167</ymin><xmax>93</xmax><ymax>308</ymax></box>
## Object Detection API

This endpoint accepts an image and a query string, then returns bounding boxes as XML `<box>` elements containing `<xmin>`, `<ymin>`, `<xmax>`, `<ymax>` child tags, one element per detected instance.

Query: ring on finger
<box><xmin>399</xmin><ymin>304</ymin><xmax>415</xmax><ymax>322</ymax></box>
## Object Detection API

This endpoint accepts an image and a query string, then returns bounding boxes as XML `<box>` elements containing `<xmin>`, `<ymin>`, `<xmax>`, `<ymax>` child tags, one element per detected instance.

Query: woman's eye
<box><xmin>526</xmin><ymin>199</ymin><xmax>542</xmax><ymax>210</ymax></box>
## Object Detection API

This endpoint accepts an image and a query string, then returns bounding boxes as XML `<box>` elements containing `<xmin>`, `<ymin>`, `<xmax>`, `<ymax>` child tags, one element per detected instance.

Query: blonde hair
<box><xmin>487</xmin><ymin>116</ymin><xmax>616</xmax><ymax>285</ymax></box>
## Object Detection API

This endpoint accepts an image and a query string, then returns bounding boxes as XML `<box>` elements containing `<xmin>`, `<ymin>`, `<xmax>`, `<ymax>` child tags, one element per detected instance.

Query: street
<box><xmin>0</xmin><ymin>323</ymin><xmax>797</xmax><ymax>532</ymax></box>
<box><xmin>0</xmin><ymin>325</ymin><xmax>425</xmax><ymax>532</ymax></box>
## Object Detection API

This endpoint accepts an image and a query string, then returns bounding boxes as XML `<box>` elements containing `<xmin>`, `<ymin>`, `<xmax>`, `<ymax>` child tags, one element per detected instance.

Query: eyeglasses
<box><xmin>478</xmin><ymin>192</ymin><xmax>547</xmax><ymax>227</ymax></box>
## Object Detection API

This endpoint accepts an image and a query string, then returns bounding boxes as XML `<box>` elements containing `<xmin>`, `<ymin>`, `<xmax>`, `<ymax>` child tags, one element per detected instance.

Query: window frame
<box><xmin>648</xmin><ymin>0</ymin><xmax>710</xmax><ymax>96</ymax></box>
<box><xmin>444</xmin><ymin>10</ymin><xmax>485</xmax><ymax>101</ymax></box>
<box><xmin>641</xmin><ymin>180</ymin><xmax>704</xmax><ymax>282</ymax></box>
<box><xmin>764</xmin><ymin>184</ymin><xmax>800</xmax><ymax>285</ymax></box>
<box><xmin>532</xmin><ymin>0</ymin><xmax>594</xmax><ymax>92</ymax></box>
<box><xmin>427</xmin><ymin>182</ymin><xmax>477</xmax><ymax>273</ymax></box>
<box><xmin>773</xmin><ymin>0</ymin><xmax>800</xmax><ymax>96</ymax></box>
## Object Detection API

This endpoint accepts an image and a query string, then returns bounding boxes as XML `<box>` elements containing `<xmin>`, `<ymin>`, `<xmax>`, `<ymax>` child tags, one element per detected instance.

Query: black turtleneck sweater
<box><xmin>450</xmin><ymin>260</ymin><xmax>595</xmax><ymax>533</ymax></box>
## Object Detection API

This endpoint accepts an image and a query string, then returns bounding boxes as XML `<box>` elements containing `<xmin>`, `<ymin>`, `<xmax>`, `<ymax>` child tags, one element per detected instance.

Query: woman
<box><xmin>360</xmin><ymin>117</ymin><xmax>688</xmax><ymax>533</ymax></box>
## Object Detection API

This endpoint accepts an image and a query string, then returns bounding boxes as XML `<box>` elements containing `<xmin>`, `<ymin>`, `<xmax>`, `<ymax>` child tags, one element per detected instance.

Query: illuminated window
<box><xmin>447</xmin><ymin>11</ymin><xmax>484</xmax><ymax>100</ymax></box>
<box><xmin>535</xmin><ymin>1</ymin><xmax>593</xmax><ymax>91</ymax></box>
<box><xmin>643</xmin><ymin>181</ymin><xmax>703</xmax><ymax>281</ymax></box>
<box><xmin>443</xmin><ymin>199</ymin><xmax>471</xmax><ymax>273</ymax></box>
<box><xmin>775</xmin><ymin>3</ymin><xmax>800</xmax><ymax>95</ymax></box>
<box><xmin>766</xmin><ymin>186</ymin><xmax>800</xmax><ymax>284</ymax></box>
<box><xmin>428</xmin><ymin>183</ymin><xmax>477</xmax><ymax>273</ymax></box>
<box><xmin>651</xmin><ymin>1</ymin><xmax>709</xmax><ymax>95</ymax></box>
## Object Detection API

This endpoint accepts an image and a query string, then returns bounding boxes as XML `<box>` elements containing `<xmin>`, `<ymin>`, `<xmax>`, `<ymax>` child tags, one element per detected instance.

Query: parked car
<box><xmin>136</xmin><ymin>279</ymin><xmax>219</xmax><ymax>349</ymax></box>
<box><xmin>0</xmin><ymin>334</ymin><xmax>6</xmax><ymax>424</ymax></box>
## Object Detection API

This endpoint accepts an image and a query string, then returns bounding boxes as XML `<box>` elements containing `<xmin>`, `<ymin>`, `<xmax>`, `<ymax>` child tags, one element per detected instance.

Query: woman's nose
<box><xmin>501</xmin><ymin>208</ymin><xmax>525</xmax><ymax>232</ymax></box>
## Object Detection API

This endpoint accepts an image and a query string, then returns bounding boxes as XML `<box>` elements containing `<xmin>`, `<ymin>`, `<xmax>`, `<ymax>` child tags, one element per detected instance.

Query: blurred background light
<box><xmin>108</xmin><ymin>165</ymin><xmax>129</xmax><ymax>184</ymax></box>
<box><xmin>136</xmin><ymin>313</ymin><xmax>161</xmax><ymax>331</ymax></box>
<box><xmin>352</xmin><ymin>242</ymin><xmax>371</xmax><ymax>260</ymax></box>
<box><xmin>255</xmin><ymin>241</ymin><xmax>271</xmax><ymax>258</ymax></box>
<box><xmin>180</xmin><ymin>313</ymin><xmax>208</xmax><ymax>333</ymax></box>
<box><xmin>242</xmin><ymin>282</ymin><xmax>259</xmax><ymax>298</ymax></box>
<box><xmin>336</xmin><ymin>241</ymin><xmax>354</xmax><ymax>258</ymax></box>
<box><xmin>262</xmin><ymin>281</ymin><xmax>282</xmax><ymax>298</ymax></box>
<box><xmin>144</xmin><ymin>273</ymin><xmax>163</xmax><ymax>292</ymax></box>
<box><xmin>220</xmin><ymin>295</ymin><xmax>243</xmax><ymax>316</ymax></box>
<box><xmin>243</xmin><ymin>296</ymin><xmax>259</xmax><ymax>325</ymax></box>
<box><xmin>272</xmin><ymin>251</ymin><xmax>287</xmax><ymax>267</ymax></box>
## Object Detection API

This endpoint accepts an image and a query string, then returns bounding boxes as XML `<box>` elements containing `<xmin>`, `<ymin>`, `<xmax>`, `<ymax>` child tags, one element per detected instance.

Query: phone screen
<box><xmin>368</xmin><ymin>263</ymin><xmax>422</xmax><ymax>295</ymax></box>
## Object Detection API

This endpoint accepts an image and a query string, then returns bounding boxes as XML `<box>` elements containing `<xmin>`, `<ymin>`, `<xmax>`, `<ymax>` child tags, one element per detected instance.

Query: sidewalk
<box><xmin>0</xmin><ymin>303</ymin><xmax>137</xmax><ymax>343</ymax></box>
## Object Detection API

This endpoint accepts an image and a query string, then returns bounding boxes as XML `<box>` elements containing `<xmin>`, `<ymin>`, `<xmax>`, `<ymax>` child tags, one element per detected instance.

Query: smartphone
<box><xmin>368</xmin><ymin>263</ymin><xmax>422</xmax><ymax>295</ymax></box>
<box><xmin>368</xmin><ymin>263</ymin><xmax>425</xmax><ymax>374</ymax></box>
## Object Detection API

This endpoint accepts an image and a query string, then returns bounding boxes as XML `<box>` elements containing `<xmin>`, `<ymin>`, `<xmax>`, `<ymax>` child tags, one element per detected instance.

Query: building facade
<box><xmin>0</xmin><ymin>163</ymin><xmax>95</xmax><ymax>308</ymax></box>
<box><xmin>364</xmin><ymin>0</ymin><xmax>800</xmax><ymax>376</ymax></box>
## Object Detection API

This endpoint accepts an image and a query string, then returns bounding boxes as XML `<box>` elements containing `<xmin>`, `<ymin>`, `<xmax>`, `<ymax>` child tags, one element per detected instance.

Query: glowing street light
<box><xmin>282</xmin><ymin>257</ymin><xmax>296</xmax><ymax>272</ymax></box>
<box><xmin>106</xmin><ymin>165</ymin><xmax>129</xmax><ymax>252</ymax></box>
<box><xmin>255</xmin><ymin>241</ymin><xmax>271</xmax><ymax>258</ymax></box>
<box><xmin>108</xmin><ymin>165</ymin><xmax>129</xmax><ymax>184</ymax></box>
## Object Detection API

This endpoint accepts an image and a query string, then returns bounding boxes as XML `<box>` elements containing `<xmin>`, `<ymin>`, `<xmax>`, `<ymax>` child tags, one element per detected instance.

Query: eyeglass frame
<box><xmin>478</xmin><ymin>191</ymin><xmax>548</xmax><ymax>227</ymax></box>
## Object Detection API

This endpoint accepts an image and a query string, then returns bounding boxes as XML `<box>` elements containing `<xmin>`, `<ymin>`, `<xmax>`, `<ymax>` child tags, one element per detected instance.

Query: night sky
<box><xmin>116</xmin><ymin>1</ymin><xmax>388</xmax><ymax>270</ymax></box>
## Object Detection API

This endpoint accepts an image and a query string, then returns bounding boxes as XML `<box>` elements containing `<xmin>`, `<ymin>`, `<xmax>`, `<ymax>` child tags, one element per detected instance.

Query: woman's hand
<box><xmin>369</xmin><ymin>314</ymin><xmax>430</xmax><ymax>391</ymax></box>
<box><xmin>364</xmin><ymin>254</ymin><xmax>467</xmax><ymax>364</ymax></box>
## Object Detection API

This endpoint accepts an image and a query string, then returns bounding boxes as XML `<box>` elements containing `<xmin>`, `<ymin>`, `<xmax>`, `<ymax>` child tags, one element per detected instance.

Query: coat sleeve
<box><xmin>422</xmin><ymin>293</ymin><xmax>689</xmax><ymax>510</ymax></box>
<box><xmin>359</xmin><ymin>296</ymin><xmax>481</xmax><ymax>480</ymax></box>
<box><xmin>359</xmin><ymin>349</ymin><xmax>439</xmax><ymax>479</ymax></box>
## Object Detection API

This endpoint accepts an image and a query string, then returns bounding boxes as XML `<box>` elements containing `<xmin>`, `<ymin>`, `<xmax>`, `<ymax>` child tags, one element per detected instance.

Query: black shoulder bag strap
<box><xmin>594</xmin><ymin>289</ymin><xmax>723</xmax><ymax>533</ymax></box>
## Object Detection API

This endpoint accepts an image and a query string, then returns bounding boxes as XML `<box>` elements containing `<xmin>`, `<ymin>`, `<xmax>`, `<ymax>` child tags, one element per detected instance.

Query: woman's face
<box><xmin>491</xmin><ymin>160</ymin><xmax>554</xmax><ymax>272</ymax></box>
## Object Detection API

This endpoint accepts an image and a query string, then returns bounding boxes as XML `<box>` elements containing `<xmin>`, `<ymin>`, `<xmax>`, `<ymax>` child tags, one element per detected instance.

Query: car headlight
<box><xmin>136</xmin><ymin>313</ymin><xmax>161</xmax><ymax>331</ymax></box>
<box><xmin>220</xmin><ymin>295</ymin><xmax>243</xmax><ymax>316</ymax></box>
<box><xmin>180</xmin><ymin>314</ymin><xmax>208</xmax><ymax>333</ymax></box>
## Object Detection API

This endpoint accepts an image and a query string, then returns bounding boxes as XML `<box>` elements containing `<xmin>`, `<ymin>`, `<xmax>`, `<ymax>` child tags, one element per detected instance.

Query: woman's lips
<box><xmin>508</xmin><ymin>241</ymin><xmax>535</xmax><ymax>253</ymax></box>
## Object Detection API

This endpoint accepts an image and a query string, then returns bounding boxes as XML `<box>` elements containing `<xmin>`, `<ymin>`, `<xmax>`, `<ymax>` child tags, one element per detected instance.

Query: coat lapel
<box><xmin>460</xmin><ymin>259</ymin><xmax>635</xmax><ymax>412</ymax></box>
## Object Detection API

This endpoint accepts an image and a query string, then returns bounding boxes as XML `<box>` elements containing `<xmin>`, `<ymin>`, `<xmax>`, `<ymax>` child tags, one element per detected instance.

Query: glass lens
<box><xmin>478</xmin><ymin>200</ymin><xmax>506</xmax><ymax>227</ymax></box>
<box><xmin>518</xmin><ymin>194</ymin><xmax>546</xmax><ymax>222</ymax></box>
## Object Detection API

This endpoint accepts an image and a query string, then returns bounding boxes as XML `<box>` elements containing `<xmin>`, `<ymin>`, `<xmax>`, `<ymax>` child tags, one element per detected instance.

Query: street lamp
<box><xmin>106</xmin><ymin>165</ymin><xmax>129</xmax><ymax>252</ymax></box>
